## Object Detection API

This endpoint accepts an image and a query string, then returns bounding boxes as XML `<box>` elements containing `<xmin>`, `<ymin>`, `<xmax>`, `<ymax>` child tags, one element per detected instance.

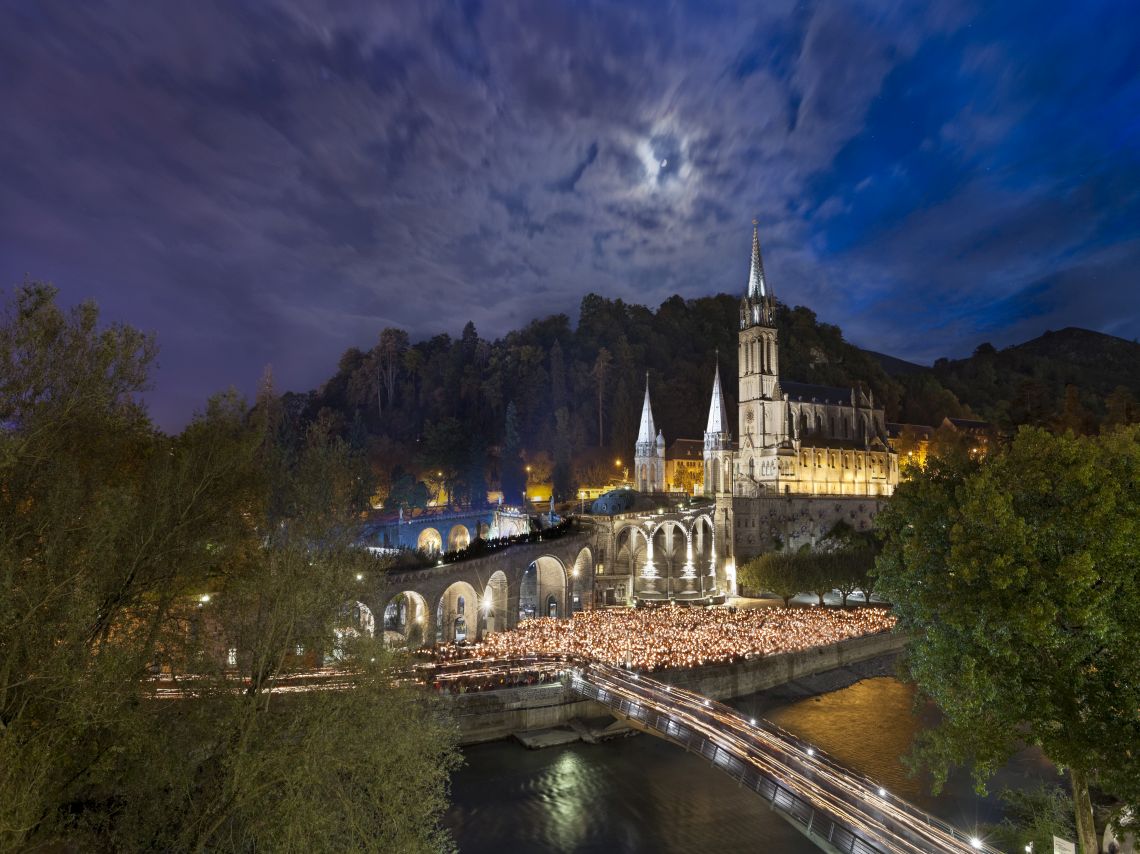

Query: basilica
<box><xmin>636</xmin><ymin>222</ymin><xmax>898</xmax><ymax>501</ymax></box>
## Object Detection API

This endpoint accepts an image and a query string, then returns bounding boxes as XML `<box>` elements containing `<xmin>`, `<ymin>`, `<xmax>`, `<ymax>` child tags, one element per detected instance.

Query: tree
<box><xmin>832</xmin><ymin>558</ymin><xmax>865</xmax><ymax>607</ymax></box>
<box><xmin>552</xmin><ymin>407</ymin><xmax>574</xmax><ymax>501</ymax></box>
<box><xmin>874</xmin><ymin>427</ymin><xmax>1140</xmax><ymax>853</ymax></box>
<box><xmin>593</xmin><ymin>347</ymin><xmax>612</xmax><ymax>448</ymax></box>
<box><xmin>739</xmin><ymin>553</ymin><xmax>801</xmax><ymax>606</ymax></box>
<box><xmin>0</xmin><ymin>285</ymin><xmax>459</xmax><ymax>852</ymax></box>
<box><xmin>1053</xmin><ymin>384</ymin><xmax>1094</xmax><ymax>435</ymax></box>
<box><xmin>499</xmin><ymin>401</ymin><xmax>525</xmax><ymax>505</ymax></box>
<box><xmin>1104</xmin><ymin>385</ymin><xmax>1138</xmax><ymax>428</ymax></box>
<box><xmin>387</xmin><ymin>466</ymin><xmax>431</xmax><ymax>511</ymax></box>
<box><xmin>377</xmin><ymin>327</ymin><xmax>410</xmax><ymax>411</ymax></box>
<box><xmin>988</xmin><ymin>785</ymin><xmax>1076</xmax><ymax>854</ymax></box>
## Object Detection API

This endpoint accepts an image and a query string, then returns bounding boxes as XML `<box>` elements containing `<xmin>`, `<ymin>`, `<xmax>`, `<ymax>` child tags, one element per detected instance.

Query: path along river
<box><xmin>443</xmin><ymin>674</ymin><xmax>1057</xmax><ymax>853</ymax></box>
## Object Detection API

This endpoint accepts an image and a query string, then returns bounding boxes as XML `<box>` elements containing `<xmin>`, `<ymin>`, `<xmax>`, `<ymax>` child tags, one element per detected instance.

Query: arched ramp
<box><xmin>519</xmin><ymin>556</ymin><xmax>567</xmax><ymax>621</ymax></box>
<box><xmin>447</xmin><ymin>524</ymin><xmax>471</xmax><ymax>551</ymax></box>
<box><xmin>417</xmin><ymin>527</ymin><xmax>443</xmax><ymax>554</ymax></box>
<box><xmin>437</xmin><ymin>580</ymin><xmax>480</xmax><ymax>644</ymax></box>
<box><xmin>482</xmin><ymin>570</ymin><xmax>510</xmax><ymax>634</ymax></box>
<box><xmin>382</xmin><ymin>591</ymin><xmax>429</xmax><ymax>648</ymax></box>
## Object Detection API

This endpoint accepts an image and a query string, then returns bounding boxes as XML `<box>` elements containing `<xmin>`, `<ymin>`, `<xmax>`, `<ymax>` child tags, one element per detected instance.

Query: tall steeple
<box><xmin>747</xmin><ymin>219</ymin><xmax>767</xmax><ymax>300</ymax></box>
<box><xmin>634</xmin><ymin>372</ymin><xmax>665</xmax><ymax>493</ymax></box>
<box><xmin>740</xmin><ymin>219</ymin><xmax>775</xmax><ymax>329</ymax></box>
<box><xmin>705</xmin><ymin>359</ymin><xmax>729</xmax><ymax>435</ymax></box>
<box><xmin>636</xmin><ymin>373</ymin><xmax>656</xmax><ymax>445</ymax></box>
<box><xmin>703</xmin><ymin>356</ymin><xmax>733</xmax><ymax>496</ymax></box>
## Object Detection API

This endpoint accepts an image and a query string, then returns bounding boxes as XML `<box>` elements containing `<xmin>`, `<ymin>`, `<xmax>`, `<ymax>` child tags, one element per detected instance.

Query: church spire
<box><xmin>636</xmin><ymin>372</ymin><xmax>657</xmax><ymax>445</ymax></box>
<box><xmin>741</xmin><ymin>219</ymin><xmax>775</xmax><ymax>329</ymax></box>
<box><xmin>747</xmin><ymin>219</ymin><xmax>767</xmax><ymax>300</ymax></box>
<box><xmin>705</xmin><ymin>358</ymin><xmax>729</xmax><ymax>435</ymax></box>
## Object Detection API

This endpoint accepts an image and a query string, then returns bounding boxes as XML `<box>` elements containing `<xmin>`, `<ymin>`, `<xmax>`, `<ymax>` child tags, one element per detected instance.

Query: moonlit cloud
<box><xmin>1</xmin><ymin>0</ymin><xmax>1137</xmax><ymax>428</ymax></box>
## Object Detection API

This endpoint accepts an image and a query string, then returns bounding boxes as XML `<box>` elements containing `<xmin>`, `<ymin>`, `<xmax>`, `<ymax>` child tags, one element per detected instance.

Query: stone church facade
<box><xmin>633</xmin><ymin>222</ymin><xmax>900</xmax><ymax>591</ymax></box>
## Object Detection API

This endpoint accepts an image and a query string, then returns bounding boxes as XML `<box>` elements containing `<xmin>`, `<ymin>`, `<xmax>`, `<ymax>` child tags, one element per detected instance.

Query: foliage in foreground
<box><xmin>986</xmin><ymin>785</ymin><xmax>1077</xmax><ymax>854</ymax></box>
<box><xmin>0</xmin><ymin>284</ymin><xmax>459</xmax><ymax>852</ymax></box>
<box><xmin>874</xmin><ymin>427</ymin><xmax>1140</xmax><ymax>853</ymax></box>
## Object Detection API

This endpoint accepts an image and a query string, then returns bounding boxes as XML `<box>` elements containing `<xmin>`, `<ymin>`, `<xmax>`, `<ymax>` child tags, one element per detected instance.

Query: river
<box><xmin>443</xmin><ymin>675</ymin><xmax>1057</xmax><ymax>853</ymax></box>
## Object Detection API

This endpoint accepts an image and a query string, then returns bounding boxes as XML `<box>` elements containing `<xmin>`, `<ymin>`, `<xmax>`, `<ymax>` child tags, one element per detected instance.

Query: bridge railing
<box><xmin>569</xmin><ymin>673</ymin><xmax>888</xmax><ymax>854</ymax></box>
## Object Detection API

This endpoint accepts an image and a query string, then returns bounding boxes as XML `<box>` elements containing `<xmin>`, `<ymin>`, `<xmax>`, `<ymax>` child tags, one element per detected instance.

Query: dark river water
<box><xmin>443</xmin><ymin>676</ymin><xmax>1058</xmax><ymax>853</ymax></box>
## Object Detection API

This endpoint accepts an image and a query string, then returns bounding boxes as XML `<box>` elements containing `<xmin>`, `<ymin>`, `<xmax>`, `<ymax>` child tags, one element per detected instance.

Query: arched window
<box><xmin>457</xmin><ymin>596</ymin><xmax>465</xmax><ymax>616</ymax></box>
<box><xmin>748</xmin><ymin>458</ymin><xmax>755</xmax><ymax>478</ymax></box>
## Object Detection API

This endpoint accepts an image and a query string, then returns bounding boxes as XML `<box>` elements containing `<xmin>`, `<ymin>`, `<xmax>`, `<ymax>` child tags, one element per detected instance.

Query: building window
<box><xmin>227</xmin><ymin>647</ymin><xmax>237</xmax><ymax>667</ymax></box>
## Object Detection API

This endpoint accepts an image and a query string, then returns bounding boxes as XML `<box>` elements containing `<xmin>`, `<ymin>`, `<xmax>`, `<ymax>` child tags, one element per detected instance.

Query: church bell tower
<box><xmin>738</xmin><ymin>220</ymin><xmax>780</xmax><ymax>466</ymax></box>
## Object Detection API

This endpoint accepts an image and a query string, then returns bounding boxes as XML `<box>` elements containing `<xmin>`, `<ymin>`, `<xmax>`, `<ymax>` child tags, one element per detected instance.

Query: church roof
<box><xmin>667</xmin><ymin>438</ymin><xmax>704</xmax><ymax>459</ymax></box>
<box><xmin>887</xmin><ymin>422</ymin><xmax>936</xmax><ymax>440</ymax></box>
<box><xmin>705</xmin><ymin>361</ymin><xmax>729</xmax><ymax>435</ymax></box>
<box><xmin>636</xmin><ymin>376</ymin><xmax>657</xmax><ymax>444</ymax></box>
<box><xmin>943</xmin><ymin>417</ymin><xmax>995</xmax><ymax>433</ymax></box>
<box><xmin>781</xmin><ymin>380</ymin><xmax>856</xmax><ymax>407</ymax></box>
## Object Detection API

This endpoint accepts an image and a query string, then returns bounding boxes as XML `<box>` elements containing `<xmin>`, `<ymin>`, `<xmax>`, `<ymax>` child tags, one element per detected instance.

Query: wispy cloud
<box><xmin>0</xmin><ymin>0</ymin><xmax>1136</xmax><ymax>427</ymax></box>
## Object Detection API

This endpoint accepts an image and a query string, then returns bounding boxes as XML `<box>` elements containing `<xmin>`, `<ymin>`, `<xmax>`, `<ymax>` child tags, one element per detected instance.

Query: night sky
<box><xmin>2</xmin><ymin>1</ymin><xmax>1138</xmax><ymax>429</ymax></box>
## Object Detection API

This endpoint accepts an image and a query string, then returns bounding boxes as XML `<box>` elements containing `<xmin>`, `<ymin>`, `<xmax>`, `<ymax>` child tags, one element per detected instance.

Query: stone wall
<box><xmin>730</xmin><ymin>494</ymin><xmax>889</xmax><ymax>563</ymax></box>
<box><xmin>653</xmin><ymin>629</ymin><xmax>905</xmax><ymax>699</ymax></box>
<box><xmin>446</xmin><ymin>630</ymin><xmax>908</xmax><ymax>745</ymax></box>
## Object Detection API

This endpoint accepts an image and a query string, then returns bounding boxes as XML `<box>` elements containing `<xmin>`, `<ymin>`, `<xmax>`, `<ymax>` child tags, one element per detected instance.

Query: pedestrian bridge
<box><xmin>422</xmin><ymin>653</ymin><xmax>1000</xmax><ymax>853</ymax></box>
<box><xmin>566</xmin><ymin>661</ymin><xmax>999</xmax><ymax>854</ymax></box>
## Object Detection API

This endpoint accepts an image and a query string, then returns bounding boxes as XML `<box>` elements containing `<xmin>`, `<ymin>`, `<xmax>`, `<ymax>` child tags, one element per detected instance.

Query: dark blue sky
<box><xmin>2</xmin><ymin>0</ymin><xmax>1138</xmax><ymax>429</ymax></box>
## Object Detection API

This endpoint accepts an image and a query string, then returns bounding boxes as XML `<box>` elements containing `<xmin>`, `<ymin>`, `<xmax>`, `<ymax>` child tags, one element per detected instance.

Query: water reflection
<box><xmin>445</xmin><ymin>676</ymin><xmax>1059</xmax><ymax>853</ymax></box>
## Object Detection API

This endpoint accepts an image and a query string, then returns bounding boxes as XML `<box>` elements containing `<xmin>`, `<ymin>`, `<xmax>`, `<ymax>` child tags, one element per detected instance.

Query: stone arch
<box><xmin>417</xmin><ymin>527</ymin><xmax>442</xmax><ymax>554</ymax></box>
<box><xmin>614</xmin><ymin>524</ymin><xmax>649</xmax><ymax>578</ymax></box>
<box><xmin>437</xmin><ymin>580</ymin><xmax>480</xmax><ymax>644</ymax></box>
<box><xmin>447</xmin><ymin>524</ymin><xmax>471</xmax><ymax>551</ymax></box>
<box><xmin>519</xmin><ymin>555</ymin><xmax>567</xmax><ymax>621</ymax></box>
<box><xmin>382</xmin><ymin>591</ymin><xmax>429</xmax><ymax>648</ymax></box>
<box><xmin>647</xmin><ymin>520</ymin><xmax>689</xmax><ymax>597</ymax></box>
<box><xmin>570</xmin><ymin>546</ymin><xmax>592</xmax><ymax>613</ymax></box>
<box><xmin>482</xmin><ymin>570</ymin><xmax>509</xmax><ymax>634</ymax></box>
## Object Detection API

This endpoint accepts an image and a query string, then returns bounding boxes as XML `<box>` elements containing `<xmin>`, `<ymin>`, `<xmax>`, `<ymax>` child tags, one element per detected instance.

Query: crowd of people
<box><xmin>433</xmin><ymin>605</ymin><xmax>896</xmax><ymax>672</ymax></box>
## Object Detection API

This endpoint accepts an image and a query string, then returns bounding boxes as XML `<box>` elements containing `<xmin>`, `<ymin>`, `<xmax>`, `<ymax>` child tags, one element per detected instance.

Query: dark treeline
<box><xmin>282</xmin><ymin>294</ymin><xmax>1140</xmax><ymax>508</ymax></box>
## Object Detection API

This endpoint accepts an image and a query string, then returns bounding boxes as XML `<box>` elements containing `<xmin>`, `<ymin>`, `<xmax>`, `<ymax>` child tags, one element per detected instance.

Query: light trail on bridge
<box><xmin>572</xmin><ymin>661</ymin><xmax>1000</xmax><ymax>854</ymax></box>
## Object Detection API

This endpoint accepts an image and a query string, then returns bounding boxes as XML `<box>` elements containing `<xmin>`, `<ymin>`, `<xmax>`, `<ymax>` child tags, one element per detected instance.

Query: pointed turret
<box><xmin>634</xmin><ymin>373</ymin><xmax>666</xmax><ymax>493</ymax></box>
<box><xmin>636</xmin><ymin>374</ymin><xmax>656</xmax><ymax>445</ymax></box>
<box><xmin>703</xmin><ymin>357</ymin><xmax>733</xmax><ymax>497</ymax></box>
<box><xmin>705</xmin><ymin>360</ymin><xmax>729</xmax><ymax>435</ymax></box>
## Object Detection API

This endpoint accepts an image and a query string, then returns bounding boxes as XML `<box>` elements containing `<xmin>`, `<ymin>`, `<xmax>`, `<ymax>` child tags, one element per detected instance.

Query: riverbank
<box><xmin>445</xmin><ymin>630</ymin><xmax>908</xmax><ymax>745</ymax></box>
